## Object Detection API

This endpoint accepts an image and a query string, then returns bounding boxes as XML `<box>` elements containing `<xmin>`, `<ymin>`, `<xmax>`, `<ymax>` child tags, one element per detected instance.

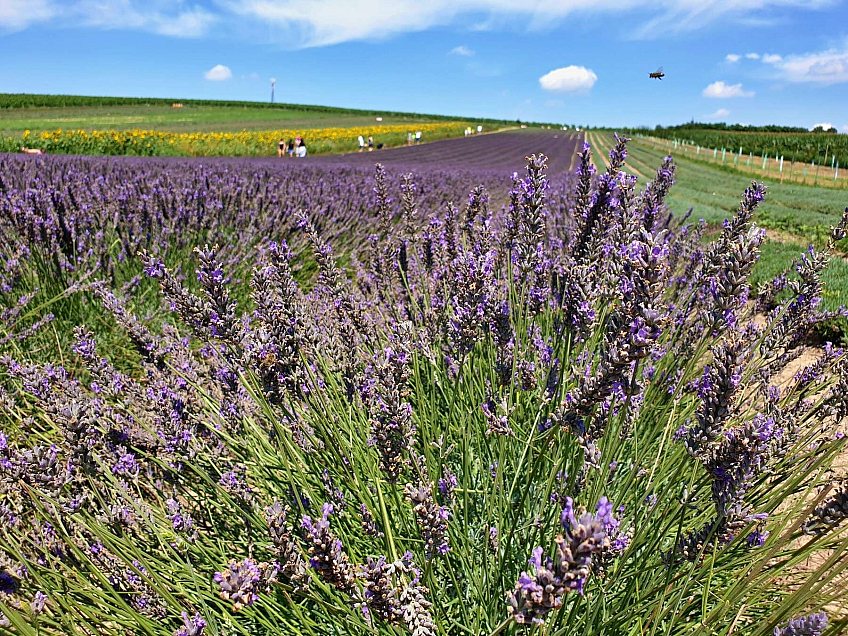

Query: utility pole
<box><xmin>270</xmin><ymin>78</ymin><xmax>276</xmax><ymax>104</ymax></box>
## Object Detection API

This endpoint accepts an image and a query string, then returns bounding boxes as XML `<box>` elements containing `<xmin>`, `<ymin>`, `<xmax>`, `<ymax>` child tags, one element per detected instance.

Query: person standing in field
<box><xmin>287</xmin><ymin>139</ymin><xmax>295</xmax><ymax>157</ymax></box>
<box><xmin>368</xmin><ymin>136</ymin><xmax>374</xmax><ymax>151</ymax></box>
<box><xmin>278</xmin><ymin>138</ymin><xmax>285</xmax><ymax>157</ymax></box>
<box><xmin>415</xmin><ymin>130</ymin><xmax>421</xmax><ymax>144</ymax></box>
<box><xmin>296</xmin><ymin>140</ymin><xmax>307</xmax><ymax>157</ymax></box>
<box><xmin>407</xmin><ymin>132</ymin><xmax>413</xmax><ymax>146</ymax></box>
<box><xmin>358</xmin><ymin>135</ymin><xmax>365</xmax><ymax>152</ymax></box>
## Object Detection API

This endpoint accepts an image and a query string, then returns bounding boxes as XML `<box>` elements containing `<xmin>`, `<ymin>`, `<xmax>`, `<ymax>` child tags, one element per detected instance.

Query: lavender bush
<box><xmin>0</xmin><ymin>137</ymin><xmax>846</xmax><ymax>635</ymax></box>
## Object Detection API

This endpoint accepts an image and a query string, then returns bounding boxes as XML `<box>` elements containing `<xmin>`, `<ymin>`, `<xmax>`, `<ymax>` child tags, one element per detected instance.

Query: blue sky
<box><xmin>1</xmin><ymin>0</ymin><xmax>847</xmax><ymax>129</ymax></box>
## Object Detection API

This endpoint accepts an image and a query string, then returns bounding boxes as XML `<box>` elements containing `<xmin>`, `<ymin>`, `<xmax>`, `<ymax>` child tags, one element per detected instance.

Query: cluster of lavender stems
<box><xmin>0</xmin><ymin>141</ymin><xmax>846</xmax><ymax>635</ymax></box>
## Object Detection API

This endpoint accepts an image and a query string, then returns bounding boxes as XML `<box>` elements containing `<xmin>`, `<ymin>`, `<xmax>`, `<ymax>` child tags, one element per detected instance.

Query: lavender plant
<box><xmin>0</xmin><ymin>139</ymin><xmax>846</xmax><ymax>635</ymax></box>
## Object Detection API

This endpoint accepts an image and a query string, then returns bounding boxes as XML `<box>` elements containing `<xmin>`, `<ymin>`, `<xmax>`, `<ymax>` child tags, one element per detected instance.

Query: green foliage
<box><xmin>648</xmin><ymin>127</ymin><xmax>848</xmax><ymax>166</ymax></box>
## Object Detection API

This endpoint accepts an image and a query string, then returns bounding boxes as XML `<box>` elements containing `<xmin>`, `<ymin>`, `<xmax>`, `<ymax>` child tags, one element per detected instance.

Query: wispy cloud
<box><xmin>74</xmin><ymin>0</ymin><xmax>217</xmax><ymax>38</ymax></box>
<box><xmin>0</xmin><ymin>0</ymin><xmax>55</xmax><ymax>31</ymax></box>
<box><xmin>702</xmin><ymin>81</ymin><xmax>755</xmax><ymax>98</ymax></box>
<box><xmin>628</xmin><ymin>0</ymin><xmax>831</xmax><ymax>40</ymax></box>
<box><xmin>0</xmin><ymin>0</ymin><xmax>216</xmax><ymax>37</ymax></box>
<box><xmin>0</xmin><ymin>0</ymin><xmax>835</xmax><ymax>46</ymax></box>
<box><xmin>724</xmin><ymin>52</ymin><xmax>784</xmax><ymax>65</ymax></box>
<box><xmin>811</xmin><ymin>122</ymin><xmax>834</xmax><ymax>131</ymax></box>
<box><xmin>449</xmin><ymin>45</ymin><xmax>474</xmax><ymax>56</ymax></box>
<box><xmin>767</xmin><ymin>42</ymin><xmax>848</xmax><ymax>84</ymax></box>
<box><xmin>204</xmin><ymin>64</ymin><xmax>233</xmax><ymax>81</ymax></box>
<box><xmin>705</xmin><ymin>108</ymin><xmax>730</xmax><ymax>119</ymax></box>
<box><xmin>539</xmin><ymin>66</ymin><xmax>597</xmax><ymax>93</ymax></box>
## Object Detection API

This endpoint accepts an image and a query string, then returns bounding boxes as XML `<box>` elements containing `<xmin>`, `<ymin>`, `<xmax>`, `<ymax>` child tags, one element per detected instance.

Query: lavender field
<box><xmin>0</xmin><ymin>132</ymin><xmax>847</xmax><ymax>635</ymax></box>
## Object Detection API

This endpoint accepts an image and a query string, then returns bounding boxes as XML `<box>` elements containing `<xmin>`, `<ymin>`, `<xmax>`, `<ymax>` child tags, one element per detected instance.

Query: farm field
<box><xmin>2</xmin><ymin>121</ymin><xmax>483</xmax><ymax>157</ymax></box>
<box><xmin>0</xmin><ymin>103</ymin><xmax>424</xmax><ymax>133</ymax></box>
<box><xmin>0</xmin><ymin>94</ymin><xmax>527</xmax><ymax>157</ymax></box>
<box><xmin>1</xmin><ymin>129</ymin><xmax>847</xmax><ymax>635</ymax></box>
<box><xmin>0</xmin><ymin>94</ymin><xmax>528</xmax><ymax>156</ymax></box>
<box><xmin>0</xmin><ymin>93</ymin><xmax>529</xmax><ymax>133</ymax></box>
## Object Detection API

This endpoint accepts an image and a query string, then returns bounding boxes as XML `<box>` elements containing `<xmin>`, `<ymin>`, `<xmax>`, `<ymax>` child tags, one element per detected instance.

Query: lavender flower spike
<box><xmin>213</xmin><ymin>558</ymin><xmax>277</xmax><ymax>611</ymax></box>
<box><xmin>774</xmin><ymin>612</ymin><xmax>828</xmax><ymax>636</ymax></box>
<box><xmin>803</xmin><ymin>483</ymin><xmax>848</xmax><ymax>536</ymax></box>
<box><xmin>405</xmin><ymin>477</ymin><xmax>450</xmax><ymax>559</ymax></box>
<box><xmin>301</xmin><ymin>503</ymin><xmax>357</xmax><ymax>594</ymax></box>
<box><xmin>507</xmin><ymin>497</ymin><xmax>611</xmax><ymax>624</ymax></box>
<box><xmin>174</xmin><ymin>612</ymin><xmax>206</xmax><ymax>636</ymax></box>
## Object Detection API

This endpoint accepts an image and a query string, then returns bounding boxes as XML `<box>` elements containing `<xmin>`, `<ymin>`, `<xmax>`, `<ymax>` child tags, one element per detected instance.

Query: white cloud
<box><xmin>449</xmin><ymin>45</ymin><xmax>474</xmax><ymax>56</ymax></box>
<box><xmin>539</xmin><ymin>66</ymin><xmax>597</xmax><ymax>93</ymax></box>
<box><xmin>745</xmin><ymin>52</ymin><xmax>760</xmax><ymax>60</ymax></box>
<box><xmin>705</xmin><ymin>108</ymin><xmax>730</xmax><ymax>119</ymax></box>
<box><xmin>0</xmin><ymin>0</ymin><xmax>54</xmax><ymax>31</ymax></box>
<box><xmin>843</xmin><ymin>125</ymin><xmax>848</xmax><ymax>133</ymax></box>
<box><xmin>702</xmin><ymin>81</ymin><xmax>755</xmax><ymax>98</ymax></box>
<box><xmin>725</xmin><ymin>53</ymin><xmax>741</xmax><ymax>63</ymax></box>
<box><xmin>762</xmin><ymin>53</ymin><xmax>782</xmax><ymax>64</ymax></box>
<box><xmin>768</xmin><ymin>43</ymin><xmax>848</xmax><ymax>84</ymax></box>
<box><xmin>204</xmin><ymin>64</ymin><xmax>233</xmax><ymax>81</ymax></box>
<box><xmin>811</xmin><ymin>122</ymin><xmax>834</xmax><ymax>131</ymax></box>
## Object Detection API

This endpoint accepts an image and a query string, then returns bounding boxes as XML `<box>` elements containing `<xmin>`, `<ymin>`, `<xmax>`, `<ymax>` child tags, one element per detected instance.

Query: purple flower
<box><xmin>774</xmin><ymin>612</ymin><xmax>828</xmax><ymax>636</ymax></box>
<box><xmin>213</xmin><ymin>558</ymin><xmax>277</xmax><ymax>611</ymax></box>
<box><xmin>112</xmin><ymin>452</ymin><xmax>138</xmax><ymax>476</ymax></box>
<box><xmin>405</xmin><ymin>479</ymin><xmax>450</xmax><ymax>559</ymax></box>
<box><xmin>301</xmin><ymin>503</ymin><xmax>356</xmax><ymax>594</ymax></box>
<box><xmin>508</xmin><ymin>497</ymin><xmax>612</xmax><ymax>624</ymax></box>
<box><xmin>174</xmin><ymin>612</ymin><xmax>206</xmax><ymax>636</ymax></box>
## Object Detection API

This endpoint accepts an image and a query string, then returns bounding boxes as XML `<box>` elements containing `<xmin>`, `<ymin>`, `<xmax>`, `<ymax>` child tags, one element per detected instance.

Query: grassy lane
<box><xmin>637</xmin><ymin>135</ymin><xmax>848</xmax><ymax>189</ymax></box>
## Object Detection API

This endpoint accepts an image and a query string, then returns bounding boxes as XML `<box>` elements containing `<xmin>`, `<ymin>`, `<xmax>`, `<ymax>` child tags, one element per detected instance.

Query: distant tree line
<box><xmin>652</xmin><ymin>120</ymin><xmax>836</xmax><ymax>134</ymax></box>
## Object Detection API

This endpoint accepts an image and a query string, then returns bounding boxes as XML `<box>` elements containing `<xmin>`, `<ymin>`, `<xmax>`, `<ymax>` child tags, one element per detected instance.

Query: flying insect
<box><xmin>649</xmin><ymin>67</ymin><xmax>665</xmax><ymax>80</ymax></box>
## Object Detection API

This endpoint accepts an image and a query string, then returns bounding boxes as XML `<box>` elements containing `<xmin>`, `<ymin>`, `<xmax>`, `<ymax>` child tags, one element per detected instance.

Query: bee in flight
<box><xmin>649</xmin><ymin>67</ymin><xmax>665</xmax><ymax>80</ymax></box>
